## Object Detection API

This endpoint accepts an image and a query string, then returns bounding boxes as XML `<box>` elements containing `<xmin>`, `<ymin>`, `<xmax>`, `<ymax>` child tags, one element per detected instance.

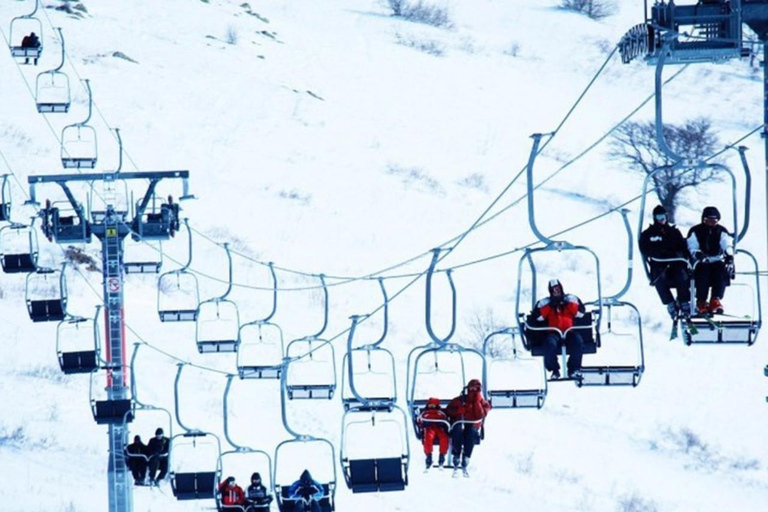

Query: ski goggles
<box><xmin>654</xmin><ymin>213</ymin><xmax>667</xmax><ymax>222</ymax></box>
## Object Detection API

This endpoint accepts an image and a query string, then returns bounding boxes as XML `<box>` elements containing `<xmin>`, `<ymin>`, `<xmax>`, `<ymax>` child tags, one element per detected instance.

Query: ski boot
<box><xmin>451</xmin><ymin>455</ymin><xmax>461</xmax><ymax>478</ymax></box>
<box><xmin>425</xmin><ymin>454</ymin><xmax>433</xmax><ymax>472</ymax></box>
<box><xmin>461</xmin><ymin>456</ymin><xmax>470</xmax><ymax>478</ymax></box>
<box><xmin>696</xmin><ymin>300</ymin><xmax>710</xmax><ymax>315</ymax></box>
<box><xmin>666</xmin><ymin>301</ymin><xmax>678</xmax><ymax>319</ymax></box>
<box><xmin>709</xmin><ymin>298</ymin><xmax>724</xmax><ymax>315</ymax></box>
<box><xmin>437</xmin><ymin>453</ymin><xmax>446</xmax><ymax>469</ymax></box>
<box><xmin>679</xmin><ymin>301</ymin><xmax>691</xmax><ymax>319</ymax></box>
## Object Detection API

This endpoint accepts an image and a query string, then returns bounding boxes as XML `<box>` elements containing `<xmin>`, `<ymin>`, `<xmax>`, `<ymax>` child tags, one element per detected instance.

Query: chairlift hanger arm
<box><xmin>425</xmin><ymin>249</ymin><xmax>457</xmax><ymax>346</ymax></box>
<box><xmin>52</xmin><ymin>27</ymin><xmax>65</xmax><ymax>73</ymax></box>
<box><xmin>606</xmin><ymin>208</ymin><xmax>633</xmax><ymax>303</ymax></box>
<box><xmin>525</xmin><ymin>133</ymin><xmax>560</xmax><ymax>246</ymax></box>
<box><xmin>134</xmin><ymin>178</ymin><xmax>161</xmax><ymax>219</ymax></box>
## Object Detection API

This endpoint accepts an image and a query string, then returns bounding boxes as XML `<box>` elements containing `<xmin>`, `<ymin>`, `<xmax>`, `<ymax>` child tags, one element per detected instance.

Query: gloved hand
<box><xmin>724</xmin><ymin>255</ymin><xmax>735</xmax><ymax>279</ymax></box>
<box><xmin>691</xmin><ymin>251</ymin><xmax>703</xmax><ymax>264</ymax></box>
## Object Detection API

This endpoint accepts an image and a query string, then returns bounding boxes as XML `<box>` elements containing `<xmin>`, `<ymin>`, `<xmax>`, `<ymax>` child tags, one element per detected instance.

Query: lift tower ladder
<box><xmin>27</xmin><ymin>169</ymin><xmax>192</xmax><ymax>512</ymax></box>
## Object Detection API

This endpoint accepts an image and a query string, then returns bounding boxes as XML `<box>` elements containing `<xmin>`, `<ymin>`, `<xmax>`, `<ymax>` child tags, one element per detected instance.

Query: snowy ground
<box><xmin>1</xmin><ymin>0</ymin><xmax>767</xmax><ymax>511</ymax></box>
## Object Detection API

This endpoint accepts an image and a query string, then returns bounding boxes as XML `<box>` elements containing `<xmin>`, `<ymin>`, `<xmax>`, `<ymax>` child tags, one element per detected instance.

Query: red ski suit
<box><xmin>446</xmin><ymin>390</ymin><xmax>491</xmax><ymax>429</ymax></box>
<box><xmin>536</xmin><ymin>296</ymin><xmax>582</xmax><ymax>332</ymax></box>
<box><xmin>218</xmin><ymin>481</ymin><xmax>245</xmax><ymax>506</ymax></box>
<box><xmin>419</xmin><ymin>408</ymin><xmax>450</xmax><ymax>456</ymax></box>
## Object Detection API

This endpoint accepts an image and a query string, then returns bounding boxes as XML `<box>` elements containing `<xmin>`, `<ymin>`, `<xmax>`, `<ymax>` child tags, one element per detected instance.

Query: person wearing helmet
<box><xmin>417</xmin><ymin>397</ymin><xmax>450</xmax><ymax>471</ymax></box>
<box><xmin>687</xmin><ymin>206</ymin><xmax>734</xmax><ymax>314</ymax></box>
<box><xmin>534</xmin><ymin>279</ymin><xmax>586</xmax><ymax>379</ymax></box>
<box><xmin>218</xmin><ymin>476</ymin><xmax>246</xmax><ymax>510</ymax></box>
<box><xmin>445</xmin><ymin>379</ymin><xmax>491</xmax><ymax>477</ymax></box>
<box><xmin>245</xmin><ymin>472</ymin><xmax>273</xmax><ymax>511</ymax></box>
<box><xmin>639</xmin><ymin>205</ymin><xmax>692</xmax><ymax>319</ymax></box>
<box><xmin>146</xmin><ymin>427</ymin><xmax>170</xmax><ymax>485</ymax></box>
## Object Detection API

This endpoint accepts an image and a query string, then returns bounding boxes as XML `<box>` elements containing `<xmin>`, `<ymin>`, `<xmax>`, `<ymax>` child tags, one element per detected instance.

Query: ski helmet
<box><xmin>702</xmin><ymin>206</ymin><xmax>720</xmax><ymax>221</ymax></box>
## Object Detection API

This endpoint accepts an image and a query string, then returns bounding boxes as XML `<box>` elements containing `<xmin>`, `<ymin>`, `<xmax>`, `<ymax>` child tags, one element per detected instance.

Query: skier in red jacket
<box><xmin>446</xmin><ymin>379</ymin><xmax>490</xmax><ymax>477</ymax></box>
<box><xmin>417</xmin><ymin>397</ymin><xmax>450</xmax><ymax>470</ymax></box>
<box><xmin>219</xmin><ymin>476</ymin><xmax>245</xmax><ymax>510</ymax></box>
<box><xmin>534</xmin><ymin>279</ymin><xmax>585</xmax><ymax>379</ymax></box>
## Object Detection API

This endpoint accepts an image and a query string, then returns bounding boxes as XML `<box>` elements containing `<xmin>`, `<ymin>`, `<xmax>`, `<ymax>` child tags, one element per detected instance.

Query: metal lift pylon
<box><xmin>27</xmin><ymin>168</ymin><xmax>192</xmax><ymax>512</ymax></box>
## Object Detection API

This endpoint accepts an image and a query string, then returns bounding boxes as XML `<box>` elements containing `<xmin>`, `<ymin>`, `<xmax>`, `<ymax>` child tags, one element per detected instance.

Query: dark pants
<box><xmin>543</xmin><ymin>331</ymin><xmax>584</xmax><ymax>375</ymax></box>
<box><xmin>127</xmin><ymin>458</ymin><xmax>147</xmax><ymax>483</ymax></box>
<box><xmin>295</xmin><ymin>500</ymin><xmax>321</xmax><ymax>512</ymax></box>
<box><xmin>148</xmin><ymin>455</ymin><xmax>168</xmax><ymax>481</ymax></box>
<box><xmin>652</xmin><ymin>264</ymin><xmax>690</xmax><ymax>305</ymax></box>
<box><xmin>694</xmin><ymin>262</ymin><xmax>728</xmax><ymax>302</ymax></box>
<box><xmin>450</xmin><ymin>424</ymin><xmax>480</xmax><ymax>459</ymax></box>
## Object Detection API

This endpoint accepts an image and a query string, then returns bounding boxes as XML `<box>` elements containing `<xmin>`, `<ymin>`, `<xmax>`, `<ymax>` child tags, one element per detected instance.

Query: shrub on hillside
<box><xmin>560</xmin><ymin>0</ymin><xmax>616</xmax><ymax>20</ymax></box>
<box><xmin>387</xmin><ymin>0</ymin><xmax>452</xmax><ymax>28</ymax></box>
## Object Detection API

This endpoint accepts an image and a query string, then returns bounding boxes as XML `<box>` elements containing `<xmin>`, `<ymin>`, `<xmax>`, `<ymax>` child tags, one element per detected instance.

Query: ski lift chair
<box><xmin>340</xmin><ymin>407</ymin><xmax>410</xmax><ymax>493</ymax></box>
<box><xmin>57</xmin><ymin>312</ymin><xmax>101</xmax><ymax>374</ymax></box>
<box><xmin>576</xmin><ymin>300</ymin><xmax>644</xmax><ymax>387</ymax></box>
<box><xmin>61</xmin><ymin>124</ymin><xmax>98</xmax><ymax>169</ymax></box>
<box><xmin>42</xmin><ymin>199</ymin><xmax>90</xmax><ymax>243</ymax></box>
<box><xmin>123</xmin><ymin>238</ymin><xmax>163</xmax><ymax>274</ymax></box>
<box><xmin>283</xmin><ymin>274</ymin><xmax>335</xmax><ymax>398</ymax></box>
<box><xmin>0</xmin><ymin>222</ymin><xmax>39</xmax><ymax>273</ymax></box>
<box><xmin>132</xmin><ymin>195</ymin><xmax>179</xmax><ymax>242</ymax></box>
<box><xmin>217</xmin><ymin>448</ymin><xmax>273</xmax><ymax>511</ymax></box>
<box><xmin>158</xmin><ymin>270</ymin><xmax>200</xmax><ymax>322</ymax></box>
<box><xmin>684</xmin><ymin>249</ymin><xmax>762</xmax><ymax>345</ymax></box>
<box><xmin>60</xmin><ymin>80</ymin><xmax>98</xmax><ymax>169</ymax></box>
<box><xmin>238</xmin><ymin>321</ymin><xmax>285</xmax><ymax>379</ymax></box>
<box><xmin>157</xmin><ymin>220</ymin><xmax>198</xmax><ymax>321</ymax></box>
<box><xmin>25</xmin><ymin>265</ymin><xmax>67</xmax><ymax>322</ymax></box>
<box><xmin>642</xmin><ymin>0</ymin><xmax>747</xmax><ymax>65</ymax></box>
<box><xmin>36</xmin><ymin>70</ymin><xmax>70</xmax><ymax>113</ymax></box>
<box><xmin>406</xmin><ymin>343</ymin><xmax>487</xmax><ymax>440</ymax></box>
<box><xmin>274</xmin><ymin>437</ymin><xmax>336</xmax><ymax>512</ymax></box>
<box><xmin>9</xmin><ymin>1</ymin><xmax>43</xmax><ymax>65</ymax></box>
<box><xmin>89</xmin><ymin>368</ymin><xmax>134</xmax><ymax>425</ymax></box>
<box><xmin>573</xmin><ymin>208</ymin><xmax>644</xmax><ymax>387</ymax></box>
<box><xmin>124</xmin><ymin>404</ymin><xmax>173</xmax><ymax>486</ymax></box>
<box><xmin>170</xmin><ymin>432</ymin><xmax>222</xmax><ymax>500</ymax></box>
<box><xmin>0</xmin><ymin>175</ymin><xmax>11</xmax><ymax>222</ymax></box>
<box><xmin>35</xmin><ymin>28</ymin><xmax>70</xmax><ymax>113</ymax></box>
<box><xmin>483</xmin><ymin>328</ymin><xmax>547</xmax><ymax>409</ymax></box>
<box><xmin>514</xmin><ymin>243</ymin><xmax>603</xmax><ymax>384</ymax></box>
<box><xmin>196</xmin><ymin>298</ymin><xmax>240</xmax><ymax>353</ymax></box>
<box><xmin>197</xmin><ymin>243</ymin><xmax>240</xmax><ymax>353</ymax></box>
<box><xmin>284</xmin><ymin>338</ymin><xmax>336</xmax><ymax>399</ymax></box>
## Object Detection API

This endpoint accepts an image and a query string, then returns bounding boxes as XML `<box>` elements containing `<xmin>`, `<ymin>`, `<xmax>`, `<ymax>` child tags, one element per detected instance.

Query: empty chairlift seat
<box><xmin>346</xmin><ymin>457</ymin><xmax>407</xmax><ymax>493</ymax></box>
<box><xmin>3</xmin><ymin>253</ymin><xmax>37</xmax><ymax>273</ymax></box>
<box><xmin>59</xmin><ymin>350</ymin><xmax>99</xmax><ymax>374</ymax></box>
<box><xmin>27</xmin><ymin>298</ymin><xmax>65</xmax><ymax>322</ymax></box>
<box><xmin>92</xmin><ymin>399</ymin><xmax>134</xmax><ymax>425</ymax></box>
<box><xmin>172</xmin><ymin>472</ymin><xmax>217</xmax><ymax>500</ymax></box>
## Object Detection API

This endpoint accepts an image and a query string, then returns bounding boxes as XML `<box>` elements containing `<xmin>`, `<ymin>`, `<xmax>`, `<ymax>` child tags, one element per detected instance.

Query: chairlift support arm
<box><xmin>425</xmin><ymin>249</ymin><xmax>456</xmax><ymax>346</ymax></box>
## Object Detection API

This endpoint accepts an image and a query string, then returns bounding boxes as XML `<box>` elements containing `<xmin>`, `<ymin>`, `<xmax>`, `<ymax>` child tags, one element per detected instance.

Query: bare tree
<box><xmin>609</xmin><ymin>118</ymin><xmax>721</xmax><ymax>223</ymax></box>
<box><xmin>464</xmin><ymin>308</ymin><xmax>510</xmax><ymax>358</ymax></box>
<box><xmin>560</xmin><ymin>0</ymin><xmax>616</xmax><ymax>20</ymax></box>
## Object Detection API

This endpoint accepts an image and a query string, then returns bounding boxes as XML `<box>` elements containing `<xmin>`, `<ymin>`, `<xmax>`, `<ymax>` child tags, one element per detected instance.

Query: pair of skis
<box><xmin>424</xmin><ymin>464</ymin><xmax>469</xmax><ymax>478</ymax></box>
<box><xmin>670</xmin><ymin>315</ymin><xmax>699</xmax><ymax>341</ymax></box>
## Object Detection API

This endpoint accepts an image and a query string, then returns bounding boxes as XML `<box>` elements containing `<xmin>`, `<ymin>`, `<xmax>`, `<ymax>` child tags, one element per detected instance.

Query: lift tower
<box><xmin>26</xmin><ymin>169</ymin><xmax>192</xmax><ymax>512</ymax></box>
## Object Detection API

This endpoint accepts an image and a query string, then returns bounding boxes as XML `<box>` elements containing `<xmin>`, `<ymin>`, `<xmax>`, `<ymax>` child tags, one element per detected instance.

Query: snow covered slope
<box><xmin>0</xmin><ymin>1</ymin><xmax>767</xmax><ymax>511</ymax></box>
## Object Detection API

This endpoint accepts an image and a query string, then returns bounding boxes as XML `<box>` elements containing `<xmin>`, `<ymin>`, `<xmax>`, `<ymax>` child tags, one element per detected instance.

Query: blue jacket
<box><xmin>288</xmin><ymin>470</ymin><xmax>324</xmax><ymax>502</ymax></box>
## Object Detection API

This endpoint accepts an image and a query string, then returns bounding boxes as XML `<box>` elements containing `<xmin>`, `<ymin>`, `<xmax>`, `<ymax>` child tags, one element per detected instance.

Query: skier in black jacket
<box><xmin>639</xmin><ymin>205</ymin><xmax>691</xmax><ymax>319</ymax></box>
<box><xmin>245</xmin><ymin>472</ymin><xmax>273</xmax><ymax>511</ymax></box>
<box><xmin>125</xmin><ymin>435</ymin><xmax>148</xmax><ymax>485</ymax></box>
<box><xmin>146</xmin><ymin>427</ymin><xmax>170</xmax><ymax>485</ymax></box>
<box><xmin>686</xmin><ymin>206</ymin><xmax>734</xmax><ymax>315</ymax></box>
